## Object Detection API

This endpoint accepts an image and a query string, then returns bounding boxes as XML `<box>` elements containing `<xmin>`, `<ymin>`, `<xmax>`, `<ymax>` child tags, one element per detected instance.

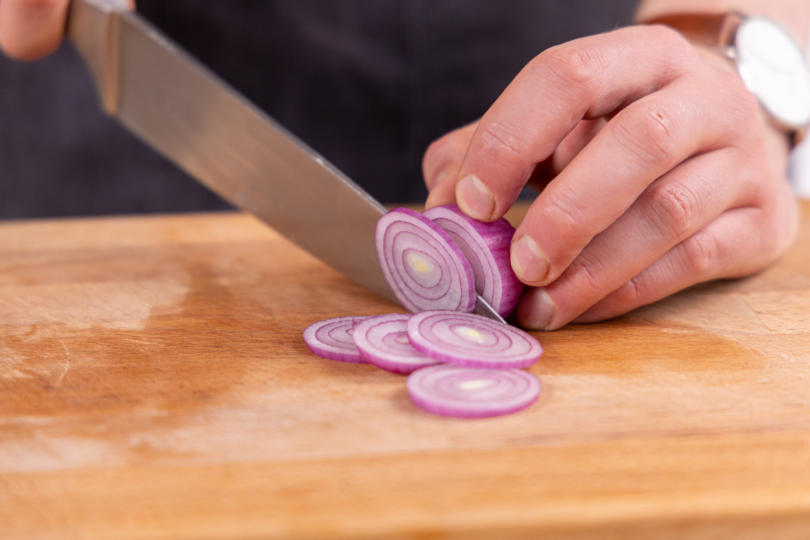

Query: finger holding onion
<box><xmin>424</xmin><ymin>25</ymin><xmax>800</xmax><ymax>331</ymax></box>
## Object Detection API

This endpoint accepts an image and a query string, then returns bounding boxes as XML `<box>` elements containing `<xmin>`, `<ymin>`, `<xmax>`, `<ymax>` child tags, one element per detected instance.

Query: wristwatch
<box><xmin>643</xmin><ymin>12</ymin><xmax>810</xmax><ymax>146</ymax></box>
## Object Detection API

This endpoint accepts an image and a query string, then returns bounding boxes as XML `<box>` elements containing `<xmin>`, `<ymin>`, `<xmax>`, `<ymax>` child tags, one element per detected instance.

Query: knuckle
<box><xmin>647</xmin><ymin>181</ymin><xmax>701</xmax><ymax>235</ymax></box>
<box><xmin>613</xmin><ymin>104</ymin><xmax>679</xmax><ymax>165</ymax></box>
<box><xmin>612</xmin><ymin>275</ymin><xmax>646</xmax><ymax>307</ymax></box>
<box><xmin>730</xmin><ymin>79</ymin><xmax>761</xmax><ymax>128</ymax></box>
<box><xmin>713</xmin><ymin>68</ymin><xmax>760</xmax><ymax>126</ymax></box>
<box><xmin>422</xmin><ymin>136</ymin><xmax>449</xmax><ymax>170</ymax></box>
<box><xmin>647</xmin><ymin>24</ymin><xmax>695</xmax><ymax>54</ymax></box>
<box><xmin>681</xmin><ymin>228</ymin><xmax>720</xmax><ymax>277</ymax></box>
<box><xmin>544</xmin><ymin>188</ymin><xmax>589</xmax><ymax>237</ymax></box>
<box><xmin>536</xmin><ymin>45</ymin><xmax>607</xmax><ymax>92</ymax></box>
<box><xmin>478</xmin><ymin>120</ymin><xmax>532</xmax><ymax>161</ymax></box>
<box><xmin>422</xmin><ymin>127</ymin><xmax>471</xmax><ymax>184</ymax></box>
<box><xmin>724</xmin><ymin>70</ymin><xmax>757</xmax><ymax>109</ymax></box>
<box><xmin>567</xmin><ymin>253</ymin><xmax>605</xmax><ymax>294</ymax></box>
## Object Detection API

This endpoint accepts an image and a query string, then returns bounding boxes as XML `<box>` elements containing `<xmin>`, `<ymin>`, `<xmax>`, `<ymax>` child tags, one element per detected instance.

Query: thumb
<box><xmin>1</xmin><ymin>0</ymin><xmax>72</xmax><ymax>61</ymax></box>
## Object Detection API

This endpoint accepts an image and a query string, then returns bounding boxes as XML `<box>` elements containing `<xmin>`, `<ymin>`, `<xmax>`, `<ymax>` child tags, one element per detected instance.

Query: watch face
<box><xmin>736</xmin><ymin>17</ymin><xmax>810</xmax><ymax>129</ymax></box>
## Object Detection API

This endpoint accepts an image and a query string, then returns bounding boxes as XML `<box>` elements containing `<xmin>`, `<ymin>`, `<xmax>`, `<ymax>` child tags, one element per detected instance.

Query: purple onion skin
<box><xmin>423</xmin><ymin>204</ymin><xmax>523</xmax><ymax>317</ymax></box>
<box><xmin>376</xmin><ymin>207</ymin><xmax>475</xmax><ymax>314</ymax></box>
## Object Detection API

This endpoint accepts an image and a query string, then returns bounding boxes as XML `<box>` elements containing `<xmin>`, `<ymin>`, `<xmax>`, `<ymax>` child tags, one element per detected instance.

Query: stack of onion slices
<box><xmin>376</xmin><ymin>205</ymin><xmax>524</xmax><ymax>318</ymax></box>
<box><xmin>304</xmin><ymin>311</ymin><xmax>542</xmax><ymax>417</ymax></box>
<box><xmin>302</xmin><ymin>205</ymin><xmax>543</xmax><ymax>418</ymax></box>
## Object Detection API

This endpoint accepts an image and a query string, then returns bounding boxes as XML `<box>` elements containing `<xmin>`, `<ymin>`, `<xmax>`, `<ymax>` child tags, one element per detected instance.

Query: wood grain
<box><xmin>2</xmin><ymin>204</ymin><xmax>810</xmax><ymax>539</ymax></box>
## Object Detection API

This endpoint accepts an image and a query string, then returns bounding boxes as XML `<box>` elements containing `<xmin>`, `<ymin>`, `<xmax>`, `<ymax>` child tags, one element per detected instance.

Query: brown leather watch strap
<box><xmin>642</xmin><ymin>12</ymin><xmax>745</xmax><ymax>49</ymax></box>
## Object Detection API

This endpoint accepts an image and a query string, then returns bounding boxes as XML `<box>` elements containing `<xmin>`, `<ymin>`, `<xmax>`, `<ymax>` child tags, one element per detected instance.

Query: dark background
<box><xmin>0</xmin><ymin>0</ymin><xmax>638</xmax><ymax>219</ymax></box>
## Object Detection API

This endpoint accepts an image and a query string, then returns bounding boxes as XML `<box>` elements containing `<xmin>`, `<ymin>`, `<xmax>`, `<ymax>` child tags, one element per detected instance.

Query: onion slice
<box><xmin>407</xmin><ymin>364</ymin><xmax>540</xmax><ymax>418</ymax></box>
<box><xmin>352</xmin><ymin>314</ymin><xmax>440</xmax><ymax>374</ymax></box>
<box><xmin>407</xmin><ymin>311</ymin><xmax>542</xmax><ymax>369</ymax></box>
<box><xmin>376</xmin><ymin>208</ymin><xmax>475</xmax><ymax>313</ymax></box>
<box><xmin>423</xmin><ymin>204</ymin><xmax>523</xmax><ymax>317</ymax></box>
<box><xmin>303</xmin><ymin>316</ymin><xmax>368</xmax><ymax>363</ymax></box>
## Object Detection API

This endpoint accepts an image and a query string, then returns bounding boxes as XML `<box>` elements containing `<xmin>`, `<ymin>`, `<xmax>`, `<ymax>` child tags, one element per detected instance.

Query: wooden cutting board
<box><xmin>2</xmin><ymin>203</ymin><xmax>810</xmax><ymax>539</ymax></box>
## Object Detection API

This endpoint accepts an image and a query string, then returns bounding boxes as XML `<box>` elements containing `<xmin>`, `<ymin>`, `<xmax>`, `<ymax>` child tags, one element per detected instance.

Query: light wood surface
<box><xmin>2</xmin><ymin>203</ymin><xmax>810</xmax><ymax>539</ymax></box>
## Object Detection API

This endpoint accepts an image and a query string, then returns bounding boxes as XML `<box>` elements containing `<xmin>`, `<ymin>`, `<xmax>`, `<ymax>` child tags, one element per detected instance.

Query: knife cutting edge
<box><xmin>66</xmin><ymin>0</ymin><xmax>506</xmax><ymax>323</ymax></box>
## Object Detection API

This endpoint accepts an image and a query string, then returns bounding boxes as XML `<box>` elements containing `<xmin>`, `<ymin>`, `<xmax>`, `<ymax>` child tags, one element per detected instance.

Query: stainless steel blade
<box><xmin>66</xmin><ymin>0</ymin><xmax>505</xmax><ymax>323</ymax></box>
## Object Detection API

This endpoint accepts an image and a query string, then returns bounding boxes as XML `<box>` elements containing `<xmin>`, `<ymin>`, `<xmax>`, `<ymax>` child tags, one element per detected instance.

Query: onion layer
<box><xmin>303</xmin><ymin>316</ymin><xmax>368</xmax><ymax>363</ymax></box>
<box><xmin>352</xmin><ymin>314</ymin><xmax>440</xmax><ymax>374</ymax></box>
<box><xmin>407</xmin><ymin>311</ymin><xmax>542</xmax><ymax>369</ymax></box>
<box><xmin>407</xmin><ymin>364</ymin><xmax>540</xmax><ymax>418</ymax></box>
<box><xmin>375</xmin><ymin>208</ymin><xmax>475</xmax><ymax>313</ymax></box>
<box><xmin>423</xmin><ymin>204</ymin><xmax>523</xmax><ymax>317</ymax></box>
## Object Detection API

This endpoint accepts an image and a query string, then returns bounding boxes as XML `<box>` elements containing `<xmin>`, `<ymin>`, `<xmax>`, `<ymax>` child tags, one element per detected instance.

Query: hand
<box><xmin>0</xmin><ymin>0</ymin><xmax>71</xmax><ymax>60</ymax></box>
<box><xmin>423</xmin><ymin>25</ymin><xmax>799</xmax><ymax>330</ymax></box>
<box><xmin>0</xmin><ymin>0</ymin><xmax>134</xmax><ymax>61</ymax></box>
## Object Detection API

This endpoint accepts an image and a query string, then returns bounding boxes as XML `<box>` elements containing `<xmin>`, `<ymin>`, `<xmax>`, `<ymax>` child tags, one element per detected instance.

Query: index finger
<box><xmin>452</xmin><ymin>25</ymin><xmax>693</xmax><ymax>222</ymax></box>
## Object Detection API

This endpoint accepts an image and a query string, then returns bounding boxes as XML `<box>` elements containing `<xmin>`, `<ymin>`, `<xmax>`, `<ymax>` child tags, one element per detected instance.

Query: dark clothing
<box><xmin>0</xmin><ymin>0</ymin><xmax>638</xmax><ymax>219</ymax></box>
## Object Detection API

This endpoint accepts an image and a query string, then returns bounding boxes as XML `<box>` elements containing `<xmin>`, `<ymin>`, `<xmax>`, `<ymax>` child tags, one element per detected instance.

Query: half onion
<box><xmin>376</xmin><ymin>207</ymin><xmax>475</xmax><ymax>313</ymax></box>
<box><xmin>352</xmin><ymin>313</ymin><xmax>440</xmax><ymax>374</ymax></box>
<box><xmin>303</xmin><ymin>316</ymin><xmax>368</xmax><ymax>363</ymax></box>
<box><xmin>423</xmin><ymin>204</ymin><xmax>523</xmax><ymax>317</ymax></box>
<box><xmin>407</xmin><ymin>310</ymin><xmax>542</xmax><ymax>369</ymax></box>
<box><xmin>407</xmin><ymin>364</ymin><xmax>541</xmax><ymax>418</ymax></box>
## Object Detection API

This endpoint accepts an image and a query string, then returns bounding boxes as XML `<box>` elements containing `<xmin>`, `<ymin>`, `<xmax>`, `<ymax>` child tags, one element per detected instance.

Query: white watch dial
<box><xmin>735</xmin><ymin>17</ymin><xmax>810</xmax><ymax>129</ymax></box>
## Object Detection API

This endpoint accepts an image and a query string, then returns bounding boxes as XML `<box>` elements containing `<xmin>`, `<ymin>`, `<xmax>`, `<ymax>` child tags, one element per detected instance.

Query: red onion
<box><xmin>423</xmin><ymin>204</ymin><xmax>523</xmax><ymax>317</ymax></box>
<box><xmin>352</xmin><ymin>314</ymin><xmax>440</xmax><ymax>374</ymax></box>
<box><xmin>407</xmin><ymin>364</ymin><xmax>540</xmax><ymax>418</ymax></box>
<box><xmin>303</xmin><ymin>316</ymin><xmax>368</xmax><ymax>363</ymax></box>
<box><xmin>407</xmin><ymin>311</ymin><xmax>542</xmax><ymax>369</ymax></box>
<box><xmin>375</xmin><ymin>208</ymin><xmax>475</xmax><ymax>314</ymax></box>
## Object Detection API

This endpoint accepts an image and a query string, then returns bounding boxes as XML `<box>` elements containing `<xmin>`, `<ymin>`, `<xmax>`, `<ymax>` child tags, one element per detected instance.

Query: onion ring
<box><xmin>303</xmin><ymin>316</ymin><xmax>368</xmax><ymax>363</ymax></box>
<box><xmin>376</xmin><ymin>208</ymin><xmax>475</xmax><ymax>313</ymax></box>
<box><xmin>407</xmin><ymin>364</ymin><xmax>540</xmax><ymax>418</ymax></box>
<box><xmin>407</xmin><ymin>311</ymin><xmax>542</xmax><ymax>369</ymax></box>
<box><xmin>353</xmin><ymin>313</ymin><xmax>440</xmax><ymax>374</ymax></box>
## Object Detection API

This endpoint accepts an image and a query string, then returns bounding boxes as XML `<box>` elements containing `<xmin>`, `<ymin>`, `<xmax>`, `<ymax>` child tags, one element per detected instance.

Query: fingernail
<box><xmin>519</xmin><ymin>288</ymin><xmax>557</xmax><ymax>330</ymax></box>
<box><xmin>511</xmin><ymin>235</ymin><xmax>550</xmax><ymax>285</ymax></box>
<box><xmin>456</xmin><ymin>174</ymin><xmax>495</xmax><ymax>220</ymax></box>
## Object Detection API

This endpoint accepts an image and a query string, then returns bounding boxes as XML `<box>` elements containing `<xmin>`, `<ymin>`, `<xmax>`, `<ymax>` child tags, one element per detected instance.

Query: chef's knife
<box><xmin>66</xmin><ymin>0</ymin><xmax>505</xmax><ymax>323</ymax></box>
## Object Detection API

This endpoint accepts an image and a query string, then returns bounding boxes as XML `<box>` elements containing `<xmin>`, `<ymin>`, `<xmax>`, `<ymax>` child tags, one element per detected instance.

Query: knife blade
<box><xmin>66</xmin><ymin>0</ymin><xmax>505</xmax><ymax>323</ymax></box>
